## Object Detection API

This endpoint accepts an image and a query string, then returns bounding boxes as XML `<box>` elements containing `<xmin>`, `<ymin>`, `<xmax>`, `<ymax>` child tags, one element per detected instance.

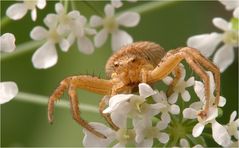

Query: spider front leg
<box><xmin>146</xmin><ymin>47</ymin><xmax>220</xmax><ymax>118</ymax></box>
<box><xmin>48</xmin><ymin>75</ymin><xmax>112</xmax><ymax>138</ymax></box>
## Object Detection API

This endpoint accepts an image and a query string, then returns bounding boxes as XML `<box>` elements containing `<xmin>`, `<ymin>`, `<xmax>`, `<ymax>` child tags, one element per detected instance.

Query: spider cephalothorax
<box><xmin>48</xmin><ymin>41</ymin><xmax>220</xmax><ymax>138</ymax></box>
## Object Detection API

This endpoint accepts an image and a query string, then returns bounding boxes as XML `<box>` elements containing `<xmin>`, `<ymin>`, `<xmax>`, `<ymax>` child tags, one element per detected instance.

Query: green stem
<box><xmin>119</xmin><ymin>1</ymin><xmax>177</xmax><ymax>15</ymax></box>
<box><xmin>15</xmin><ymin>92</ymin><xmax>98</xmax><ymax>113</ymax></box>
<box><xmin>0</xmin><ymin>16</ymin><xmax>11</xmax><ymax>28</ymax></box>
<box><xmin>64</xmin><ymin>0</ymin><xmax>69</xmax><ymax>12</ymax></box>
<box><xmin>1</xmin><ymin>40</ymin><xmax>44</xmax><ymax>61</ymax></box>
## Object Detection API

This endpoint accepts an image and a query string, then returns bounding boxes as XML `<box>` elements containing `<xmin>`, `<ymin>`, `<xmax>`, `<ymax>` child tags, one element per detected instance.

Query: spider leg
<box><xmin>166</xmin><ymin>65</ymin><xmax>183</xmax><ymax>97</ymax></box>
<box><xmin>99</xmin><ymin>96</ymin><xmax>119</xmax><ymax>130</ymax></box>
<box><xmin>182</xmin><ymin>48</ymin><xmax>220</xmax><ymax>106</ymax></box>
<box><xmin>48</xmin><ymin>75</ymin><xmax>112</xmax><ymax>138</ymax></box>
<box><xmin>147</xmin><ymin>47</ymin><xmax>220</xmax><ymax>117</ymax></box>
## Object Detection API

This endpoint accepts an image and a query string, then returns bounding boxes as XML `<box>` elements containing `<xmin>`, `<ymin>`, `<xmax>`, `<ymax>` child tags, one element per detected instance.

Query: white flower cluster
<box><xmin>29</xmin><ymin>1</ymin><xmax>140</xmax><ymax>69</ymax></box>
<box><xmin>83</xmin><ymin>66</ymin><xmax>239</xmax><ymax>147</ymax></box>
<box><xmin>187</xmin><ymin>0</ymin><xmax>239</xmax><ymax>72</ymax></box>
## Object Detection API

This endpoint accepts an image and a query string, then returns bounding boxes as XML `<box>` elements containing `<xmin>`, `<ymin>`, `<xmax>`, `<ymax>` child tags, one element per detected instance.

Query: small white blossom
<box><xmin>194</xmin><ymin>71</ymin><xmax>226</xmax><ymax>107</ymax></box>
<box><xmin>90</xmin><ymin>4</ymin><xmax>140</xmax><ymax>51</ymax></box>
<box><xmin>153</xmin><ymin>90</ymin><xmax>180</xmax><ymax>124</ymax></box>
<box><xmin>219</xmin><ymin>0</ymin><xmax>239</xmax><ymax>18</ymax></box>
<box><xmin>134</xmin><ymin>120</ymin><xmax>169</xmax><ymax>147</ymax></box>
<box><xmin>83</xmin><ymin>122</ymin><xmax>136</xmax><ymax>147</ymax></box>
<box><xmin>225</xmin><ymin>111</ymin><xmax>239</xmax><ymax>140</ymax></box>
<box><xmin>0</xmin><ymin>81</ymin><xmax>18</xmax><ymax>104</ymax></box>
<box><xmin>111</xmin><ymin>0</ymin><xmax>137</xmax><ymax>8</ymax></box>
<box><xmin>0</xmin><ymin>33</ymin><xmax>16</xmax><ymax>52</ymax></box>
<box><xmin>6</xmin><ymin>0</ymin><xmax>46</xmax><ymax>21</ymax></box>
<box><xmin>103</xmin><ymin>83</ymin><xmax>164</xmax><ymax>127</ymax></box>
<box><xmin>163</xmin><ymin>64</ymin><xmax>195</xmax><ymax>103</ymax></box>
<box><xmin>30</xmin><ymin>12</ymin><xmax>71</xmax><ymax>69</ymax></box>
<box><xmin>187</xmin><ymin>17</ymin><xmax>238</xmax><ymax>72</ymax></box>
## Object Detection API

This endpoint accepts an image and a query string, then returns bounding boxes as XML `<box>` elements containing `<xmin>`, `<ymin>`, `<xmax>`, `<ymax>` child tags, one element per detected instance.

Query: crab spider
<box><xmin>48</xmin><ymin>41</ymin><xmax>220</xmax><ymax>138</ymax></box>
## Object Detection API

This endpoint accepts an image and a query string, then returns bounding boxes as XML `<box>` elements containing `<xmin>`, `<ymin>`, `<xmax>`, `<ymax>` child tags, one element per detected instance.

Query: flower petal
<box><xmin>103</xmin><ymin>94</ymin><xmax>134</xmax><ymax>113</ymax></box>
<box><xmin>192</xmin><ymin>123</ymin><xmax>205</xmax><ymax>137</ymax></box>
<box><xmin>67</xmin><ymin>10</ymin><xmax>80</xmax><ymax>19</ymax></box>
<box><xmin>170</xmin><ymin>104</ymin><xmax>180</xmax><ymax>115</ymax></box>
<box><xmin>180</xmin><ymin>138</ymin><xmax>189</xmax><ymax>147</ymax></box>
<box><xmin>181</xmin><ymin>90</ymin><xmax>191</xmax><ymax>102</ymax></box>
<box><xmin>218</xmin><ymin>0</ymin><xmax>239</xmax><ymax>10</ymax></box>
<box><xmin>112</xmin><ymin>30</ymin><xmax>133</xmax><ymax>51</ymax></box>
<box><xmin>77</xmin><ymin>37</ymin><xmax>94</xmax><ymax>54</ymax></box>
<box><xmin>90</xmin><ymin>15</ymin><xmax>103</xmax><ymax>27</ymax></box>
<box><xmin>205</xmin><ymin>107</ymin><xmax>218</xmax><ymax>122</ymax></box>
<box><xmin>117</xmin><ymin>12</ymin><xmax>140</xmax><ymax>27</ymax></box>
<box><xmin>162</xmin><ymin>76</ymin><xmax>173</xmax><ymax>85</ymax></box>
<box><xmin>156</xmin><ymin>121</ymin><xmax>168</xmax><ymax>130</ymax></box>
<box><xmin>44</xmin><ymin>14</ymin><xmax>58</xmax><ymax>28</ymax></box>
<box><xmin>104</xmin><ymin>4</ymin><xmax>115</xmax><ymax>17</ymax></box>
<box><xmin>136</xmin><ymin>139</ymin><xmax>153</xmax><ymax>147</ymax></box>
<box><xmin>59</xmin><ymin>39</ymin><xmax>70</xmax><ymax>52</ymax></box>
<box><xmin>31</xmin><ymin>8</ymin><xmax>37</xmax><ymax>21</ymax></box>
<box><xmin>212</xmin><ymin>121</ymin><xmax>231</xmax><ymax>146</ymax></box>
<box><xmin>183</xmin><ymin>108</ymin><xmax>197</xmax><ymax>119</ymax></box>
<box><xmin>6</xmin><ymin>3</ymin><xmax>28</xmax><ymax>20</ymax></box>
<box><xmin>190</xmin><ymin>101</ymin><xmax>203</xmax><ymax>110</ymax></box>
<box><xmin>111</xmin><ymin>103</ymin><xmax>130</xmax><ymax>128</ymax></box>
<box><xmin>213</xmin><ymin>44</ymin><xmax>234</xmax><ymax>72</ymax></box>
<box><xmin>194</xmin><ymin>81</ymin><xmax>205</xmax><ymax>102</ymax></box>
<box><xmin>158</xmin><ymin>132</ymin><xmax>169</xmax><ymax>144</ymax></box>
<box><xmin>218</xmin><ymin>96</ymin><xmax>226</xmax><ymax>107</ymax></box>
<box><xmin>37</xmin><ymin>0</ymin><xmax>46</xmax><ymax>9</ymax></box>
<box><xmin>111</xmin><ymin>0</ymin><xmax>123</xmax><ymax>8</ymax></box>
<box><xmin>55</xmin><ymin>3</ymin><xmax>64</xmax><ymax>14</ymax></box>
<box><xmin>229</xmin><ymin>111</ymin><xmax>237</xmax><ymax>123</ymax></box>
<box><xmin>187</xmin><ymin>33</ymin><xmax>222</xmax><ymax>57</ymax></box>
<box><xmin>30</xmin><ymin>26</ymin><xmax>48</xmax><ymax>40</ymax></box>
<box><xmin>161</xmin><ymin>112</ymin><xmax>171</xmax><ymax>123</ymax></box>
<box><xmin>213</xmin><ymin>17</ymin><xmax>230</xmax><ymax>31</ymax></box>
<box><xmin>168</xmin><ymin>92</ymin><xmax>178</xmax><ymax>104</ymax></box>
<box><xmin>94</xmin><ymin>29</ymin><xmax>108</xmax><ymax>48</ymax></box>
<box><xmin>0</xmin><ymin>81</ymin><xmax>18</xmax><ymax>104</ymax></box>
<box><xmin>233</xmin><ymin>7</ymin><xmax>239</xmax><ymax>18</ymax></box>
<box><xmin>186</xmin><ymin>77</ymin><xmax>195</xmax><ymax>87</ymax></box>
<box><xmin>138</xmin><ymin>83</ymin><xmax>155</xmax><ymax>99</ymax></box>
<box><xmin>83</xmin><ymin>122</ymin><xmax>115</xmax><ymax>147</ymax></box>
<box><xmin>0</xmin><ymin>33</ymin><xmax>16</xmax><ymax>52</ymax></box>
<box><xmin>32</xmin><ymin>42</ymin><xmax>58</xmax><ymax>69</ymax></box>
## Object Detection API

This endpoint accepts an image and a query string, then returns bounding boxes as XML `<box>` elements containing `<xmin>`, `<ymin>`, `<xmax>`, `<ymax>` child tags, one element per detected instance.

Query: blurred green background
<box><xmin>1</xmin><ymin>0</ymin><xmax>238</xmax><ymax>147</ymax></box>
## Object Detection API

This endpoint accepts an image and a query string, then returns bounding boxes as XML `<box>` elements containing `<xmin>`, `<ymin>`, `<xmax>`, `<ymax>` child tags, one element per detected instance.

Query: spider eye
<box><xmin>114</xmin><ymin>62</ymin><xmax>119</xmax><ymax>67</ymax></box>
<box><xmin>131</xmin><ymin>58</ymin><xmax>136</xmax><ymax>63</ymax></box>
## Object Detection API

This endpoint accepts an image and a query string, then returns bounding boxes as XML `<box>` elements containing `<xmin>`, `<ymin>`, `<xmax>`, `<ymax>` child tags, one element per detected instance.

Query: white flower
<box><xmin>194</xmin><ymin>71</ymin><xmax>226</xmax><ymax>107</ymax></box>
<box><xmin>187</xmin><ymin>17</ymin><xmax>238</xmax><ymax>72</ymax></box>
<box><xmin>163</xmin><ymin>64</ymin><xmax>195</xmax><ymax>103</ymax></box>
<box><xmin>30</xmin><ymin>13</ymin><xmax>71</xmax><ymax>69</ymax></box>
<box><xmin>111</xmin><ymin>0</ymin><xmax>137</xmax><ymax>8</ymax></box>
<box><xmin>45</xmin><ymin>3</ymin><xmax>96</xmax><ymax>54</ymax></box>
<box><xmin>83</xmin><ymin>122</ymin><xmax>136</xmax><ymax>147</ymax></box>
<box><xmin>219</xmin><ymin>0</ymin><xmax>239</xmax><ymax>18</ymax></box>
<box><xmin>0</xmin><ymin>81</ymin><xmax>18</xmax><ymax>104</ymax></box>
<box><xmin>225</xmin><ymin>111</ymin><xmax>239</xmax><ymax>140</ymax></box>
<box><xmin>183</xmin><ymin>105</ymin><xmax>231</xmax><ymax>146</ymax></box>
<box><xmin>134</xmin><ymin>120</ymin><xmax>169</xmax><ymax>147</ymax></box>
<box><xmin>0</xmin><ymin>33</ymin><xmax>16</xmax><ymax>52</ymax></box>
<box><xmin>153</xmin><ymin>90</ymin><xmax>180</xmax><ymax>124</ymax></box>
<box><xmin>103</xmin><ymin>83</ymin><xmax>164</xmax><ymax>127</ymax></box>
<box><xmin>6</xmin><ymin>0</ymin><xmax>46</xmax><ymax>21</ymax></box>
<box><xmin>90</xmin><ymin>4</ymin><xmax>140</xmax><ymax>51</ymax></box>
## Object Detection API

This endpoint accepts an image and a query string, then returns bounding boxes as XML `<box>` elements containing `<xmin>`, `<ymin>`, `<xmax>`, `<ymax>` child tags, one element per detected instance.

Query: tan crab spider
<box><xmin>48</xmin><ymin>41</ymin><xmax>220</xmax><ymax>138</ymax></box>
